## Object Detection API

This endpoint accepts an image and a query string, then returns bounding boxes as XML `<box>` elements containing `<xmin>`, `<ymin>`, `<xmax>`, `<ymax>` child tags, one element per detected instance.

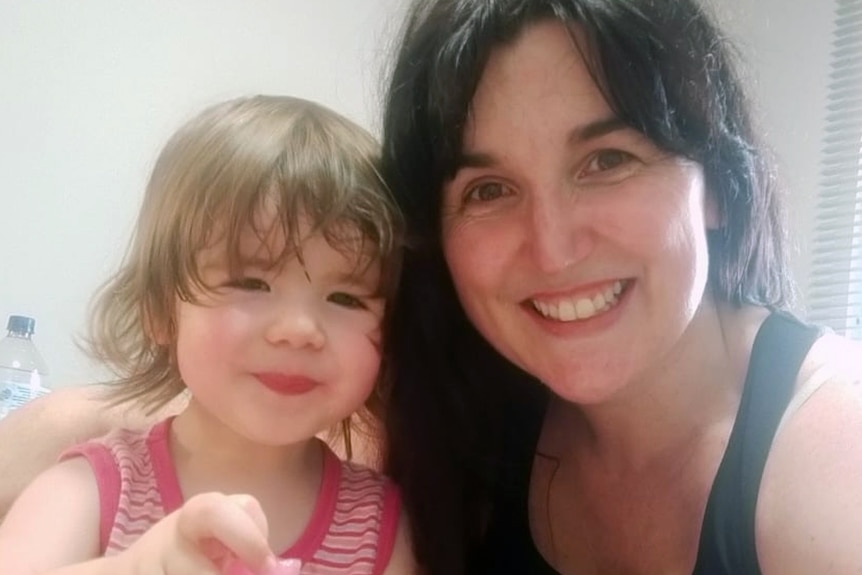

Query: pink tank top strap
<box><xmin>292</xmin><ymin>446</ymin><xmax>401</xmax><ymax>575</ymax></box>
<box><xmin>60</xmin><ymin>420</ymin><xmax>177</xmax><ymax>555</ymax></box>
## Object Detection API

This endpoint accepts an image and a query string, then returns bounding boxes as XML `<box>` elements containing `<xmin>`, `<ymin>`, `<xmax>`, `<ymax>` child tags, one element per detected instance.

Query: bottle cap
<box><xmin>7</xmin><ymin>315</ymin><xmax>36</xmax><ymax>336</ymax></box>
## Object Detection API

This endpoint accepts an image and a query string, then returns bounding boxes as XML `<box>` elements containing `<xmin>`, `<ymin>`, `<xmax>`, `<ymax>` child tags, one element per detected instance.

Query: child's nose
<box><xmin>264</xmin><ymin>306</ymin><xmax>326</xmax><ymax>349</ymax></box>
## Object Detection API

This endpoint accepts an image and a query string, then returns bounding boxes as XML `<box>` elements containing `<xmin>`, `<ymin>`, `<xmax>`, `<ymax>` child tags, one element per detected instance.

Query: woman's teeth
<box><xmin>531</xmin><ymin>280</ymin><xmax>625</xmax><ymax>322</ymax></box>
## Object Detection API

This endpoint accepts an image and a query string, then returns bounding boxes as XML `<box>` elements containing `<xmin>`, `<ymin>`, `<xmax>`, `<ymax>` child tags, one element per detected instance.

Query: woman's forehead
<box><xmin>464</xmin><ymin>21</ymin><xmax>614</xmax><ymax>151</ymax></box>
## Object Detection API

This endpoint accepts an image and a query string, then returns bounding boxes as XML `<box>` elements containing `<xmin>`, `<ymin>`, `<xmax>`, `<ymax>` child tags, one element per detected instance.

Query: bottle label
<box><xmin>0</xmin><ymin>381</ymin><xmax>50</xmax><ymax>419</ymax></box>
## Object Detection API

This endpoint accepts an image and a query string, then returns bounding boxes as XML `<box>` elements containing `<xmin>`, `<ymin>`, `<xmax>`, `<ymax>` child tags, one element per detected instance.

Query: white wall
<box><xmin>709</xmin><ymin>0</ymin><xmax>835</xmax><ymax>309</ymax></box>
<box><xmin>0</xmin><ymin>0</ymin><xmax>406</xmax><ymax>387</ymax></box>
<box><xmin>0</xmin><ymin>0</ymin><xmax>837</xmax><ymax>387</ymax></box>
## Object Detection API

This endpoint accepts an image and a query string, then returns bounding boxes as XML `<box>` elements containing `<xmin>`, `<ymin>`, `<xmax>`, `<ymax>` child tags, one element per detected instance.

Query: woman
<box><xmin>2</xmin><ymin>0</ymin><xmax>860</xmax><ymax>573</ymax></box>
<box><xmin>380</xmin><ymin>0</ymin><xmax>862</xmax><ymax>574</ymax></box>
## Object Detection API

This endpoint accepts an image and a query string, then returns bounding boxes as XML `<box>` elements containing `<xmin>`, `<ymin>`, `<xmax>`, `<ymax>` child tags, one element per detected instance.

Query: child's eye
<box><xmin>227</xmin><ymin>277</ymin><xmax>270</xmax><ymax>292</ymax></box>
<box><xmin>581</xmin><ymin>149</ymin><xmax>637</xmax><ymax>176</ymax></box>
<box><xmin>327</xmin><ymin>292</ymin><xmax>367</xmax><ymax>310</ymax></box>
<box><xmin>463</xmin><ymin>181</ymin><xmax>513</xmax><ymax>204</ymax></box>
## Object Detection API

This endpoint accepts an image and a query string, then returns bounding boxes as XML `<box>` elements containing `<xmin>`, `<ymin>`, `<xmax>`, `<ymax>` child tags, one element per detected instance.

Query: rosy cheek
<box><xmin>366</xmin><ymin>324</ymin><xmax>383</xmax><ymax>351</ymax></box>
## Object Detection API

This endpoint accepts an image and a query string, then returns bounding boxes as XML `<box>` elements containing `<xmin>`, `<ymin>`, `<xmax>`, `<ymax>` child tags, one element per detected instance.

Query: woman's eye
<box><xmin>583</xmin><ymin>150</ymin><xmax>636</xmax><ymax>175</ymax></box>
<box><xmin>464</xmin><ymin>181</ymin><xmax>511</xmax><ymax>204</ymax></box>
<box><xmin>227</xmin><ymin>277</ymin><xmax>270</xmax><ymax>292</ymax></box>
<box><xmin>327</xmin><ymin>292</ymin><xmax>367</xmax><ymax>310</ymax></box>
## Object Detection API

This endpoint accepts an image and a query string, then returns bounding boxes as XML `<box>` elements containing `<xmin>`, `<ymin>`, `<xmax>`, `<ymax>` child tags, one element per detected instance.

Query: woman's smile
<box><xmin>529</xmin><ymin>279</ymin><xmax>629</xmax><ymax>322</ymax></box>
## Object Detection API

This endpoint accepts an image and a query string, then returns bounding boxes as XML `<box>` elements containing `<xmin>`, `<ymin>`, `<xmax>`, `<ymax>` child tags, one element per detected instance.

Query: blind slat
<box><xmin>812</xmin><ymin>239</ymin><xmax>861</xmax><ymax>249</ymax></box>
<box><xmin>811</xmin><ymin>277</ymin><xmax>860</xmax><ymax>290</ymax></box>
<box><xmin>810</xmin><ymin>254</ymin><xmax>861</xmax><ymax>266</ymax></box>
<box><xmin>813</xmin><ymin>195</ymin><xmax>862</xmax><ymax>209</ymax></box>
<box><xmin>819</xmin><ymin>177</ymin><xmax>862</xmax><ymax>192</ymax></box>
<box><xmin>808</xmin><ymin>311</ymin><xmax>861</xmax><ymax>321</ymax></box>
<box><xmin>811</xmin><ymin>222</ymin><xmax>862</xmax><ymax>235</ymax></box>
<box><xmin>808</xmin><ymin>291</ymin><xmax>862</xmax><ymax>301</ymax></box>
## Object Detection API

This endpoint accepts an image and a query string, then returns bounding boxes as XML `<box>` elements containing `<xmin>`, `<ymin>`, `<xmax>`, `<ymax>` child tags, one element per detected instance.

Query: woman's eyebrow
<box><xmin>455</xmin><ymin>117</ymin><xmax>628</xmax><ymax>172</ymax></box>
<box><xmin>568</xmin><ymin>116</ymin><xmax>627</xmax><ymax>144</ymax></box>
<box><xmin>455</xmin><ymin>150</ymin><xmax>496</xmax><ymax>171</ymax></box>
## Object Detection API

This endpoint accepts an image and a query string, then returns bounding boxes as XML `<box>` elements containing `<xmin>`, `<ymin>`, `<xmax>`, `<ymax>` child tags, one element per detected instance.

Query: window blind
<box><xmin>808</xmin><ymin>0</ymin><xmax>862</xmax><ymax>339</ymax></box>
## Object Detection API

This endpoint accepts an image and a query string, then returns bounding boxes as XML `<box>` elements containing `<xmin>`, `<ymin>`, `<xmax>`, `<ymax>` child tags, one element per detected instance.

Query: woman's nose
<box><xmin>527</xmin><ymin>188</ymin><xmax>593</xmax><ymax>274</ymax></box>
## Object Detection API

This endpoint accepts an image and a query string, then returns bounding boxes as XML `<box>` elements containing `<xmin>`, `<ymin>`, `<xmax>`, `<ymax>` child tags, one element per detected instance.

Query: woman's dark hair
<box><xmin>379</xmin><ymin>0</ymin><xmax>793</xmax><ymax>572</ymax></box>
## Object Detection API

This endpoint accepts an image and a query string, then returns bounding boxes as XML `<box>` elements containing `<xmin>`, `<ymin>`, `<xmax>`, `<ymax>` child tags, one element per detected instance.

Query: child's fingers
<box><xmin>231</xmin><ymin>494</ymin><xmax>269</xmax><ymax>535</ymax></box>
<box><xmin>276</xmin><ymin>558</ymin><xmax>303</xmax><ymax>574</ymax></box>
<box><xmin>224</xmin><ymin>557</ymin><xmax>302</xmax><ymax>575</ymax></box>
<box><xmin>177</xmin><ymin>492</ymin><xmax>275</xmax><ymax>573</ymax></box>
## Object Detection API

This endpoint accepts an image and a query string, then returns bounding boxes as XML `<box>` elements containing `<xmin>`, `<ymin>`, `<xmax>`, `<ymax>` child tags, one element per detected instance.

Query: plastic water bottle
<box><xmin>0</xmin><ymin>315</ymin><xmax>51</xmax><ymax>419</ymax></box>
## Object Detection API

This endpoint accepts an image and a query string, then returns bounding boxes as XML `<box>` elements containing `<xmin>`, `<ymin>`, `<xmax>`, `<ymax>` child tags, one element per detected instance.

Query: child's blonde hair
<box><xmin>86</xmin><ymin>96</ymin><xmax>402</xmax><ymax>434</ymax></box>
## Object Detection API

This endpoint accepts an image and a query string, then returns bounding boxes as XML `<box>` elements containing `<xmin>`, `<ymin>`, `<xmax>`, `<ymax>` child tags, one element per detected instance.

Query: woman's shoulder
<box><xmin>740</xmin><ymin>307</ymin><xmax>861</xmax><ymax>391</ymax></box>
<box><xmin>755</xmin><ymin>330</ymin><xmax>862</xmax><ymax>574</ymax></box>
<box><xmin>803</xmin><ymin>330</ymin><xmax>862</xmax><ymax>383</ymax></box>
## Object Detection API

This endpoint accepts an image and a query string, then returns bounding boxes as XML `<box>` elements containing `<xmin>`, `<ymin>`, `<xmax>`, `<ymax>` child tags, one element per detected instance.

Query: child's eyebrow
<box><xmin>235</xmin><ymin>255</ymin><xmax>278</xmax><ymax>270</ymax></box>
<box><xmin>319</xmin><ymin>266</ymin><xmax>380</xmax><ymax>290</ymax></box>
<box><xmin>197</xmin><ymin>254</ymin><xmax>275</xmax><ymax>275</ymax></box>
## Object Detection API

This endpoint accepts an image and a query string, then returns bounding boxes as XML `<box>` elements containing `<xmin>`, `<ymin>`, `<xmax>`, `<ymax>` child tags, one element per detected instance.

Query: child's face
<box><xmin>173</xmin><ymin>212</ymin><xmax>384</xmax><ymax>448</ymax></box>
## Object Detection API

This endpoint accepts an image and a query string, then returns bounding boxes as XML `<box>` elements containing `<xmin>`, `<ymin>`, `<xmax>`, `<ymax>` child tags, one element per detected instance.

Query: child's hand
<box><xmin>114</xmin><ymin>492</ymin><xmax>300</xmax><ymax>575</ymax></box>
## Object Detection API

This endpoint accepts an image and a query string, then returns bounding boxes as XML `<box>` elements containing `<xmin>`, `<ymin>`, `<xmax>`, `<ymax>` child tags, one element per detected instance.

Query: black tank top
<box><xmin>473</xmin><ymin>312</ymin><xmax>822</xmax><ymax>575</ymax></box>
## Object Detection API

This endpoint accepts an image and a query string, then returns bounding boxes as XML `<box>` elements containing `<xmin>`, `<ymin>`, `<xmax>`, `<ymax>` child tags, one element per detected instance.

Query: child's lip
<box><xmin>252</xmin><ymin>372</ymin><xmax>319</xmax><ymax>395</ymax></box>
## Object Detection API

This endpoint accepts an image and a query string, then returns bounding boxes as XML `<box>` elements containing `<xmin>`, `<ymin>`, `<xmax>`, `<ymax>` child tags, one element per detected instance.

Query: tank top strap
<box><xmin>298</xmin><ymin>446</ymin><xmax>402</xmax><ymax>574</ymax></box>
<box><xmin>693</xmin><ymin>311</ymin><xmax>823</xmax><ymax>574</ymax></box>
<box><xmin>61</xmin><ymin>421</ymin><xmax>172</xmax><ymax>555</ymax></box>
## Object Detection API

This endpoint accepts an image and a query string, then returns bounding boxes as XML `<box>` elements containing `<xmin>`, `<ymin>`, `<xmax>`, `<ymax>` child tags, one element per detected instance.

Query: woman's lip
<box><xmin>528</xmin><ymin>278</ymin><xmax>630</xmax><ymax>302</ymax></box>
<box><xmin>523</xmin><ymin>278</ymin><xmax>633</xmax><ymax>334</ymax></box>
<box><xmin>253</xmin><ymin>373</ymin><xmax>319</xmax><ymax>395</ymax></box>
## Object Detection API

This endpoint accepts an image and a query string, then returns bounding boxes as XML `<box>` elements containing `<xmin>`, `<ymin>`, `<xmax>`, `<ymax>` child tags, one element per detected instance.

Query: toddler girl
<box><xmin>0</xmin><ymin>96</ymin><xmax>414</xmax><ymax>575</ymax></box>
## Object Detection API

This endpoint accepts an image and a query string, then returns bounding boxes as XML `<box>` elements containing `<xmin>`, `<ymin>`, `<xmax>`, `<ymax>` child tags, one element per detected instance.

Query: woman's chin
<box><xmin>538</xmin><ymin>362</ymin><xmax>631</xmax><ymax>406</ymax></box>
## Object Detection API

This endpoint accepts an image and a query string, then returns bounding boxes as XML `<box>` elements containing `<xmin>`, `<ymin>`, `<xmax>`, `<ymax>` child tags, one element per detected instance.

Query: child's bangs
<box><xmin>171</xmin><ymin>180</ymin><xmax>278</xmax><ymax>302</ymax></box>
<box><xmin>278</xmin><ymin>175</ymin><xmax>397</xmax><ymax>296</ymax></box>
<box><xmin>166</xmin><ymin>96</ymin><xmax>400</xmax><ymax>302</ymax></box>
<box><xmin>248</xmin><ymin>134</ymin><xmax>399</xmax><ymax>294</ymax></box>
<box><xmin>244</xmin><ymin>187</ymin><xmax>390</xmax><ymax>291</ymax></box>
<box><xmin>172</xmin><ymin>188</ymin><xmax>386</xmax><ymax>302</ymax></box>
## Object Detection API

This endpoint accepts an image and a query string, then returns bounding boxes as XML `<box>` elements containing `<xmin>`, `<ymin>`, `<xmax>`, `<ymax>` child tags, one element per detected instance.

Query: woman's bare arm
<box><xmin>757</xmin><ymin>334</ymin><xmax>862</xmax><ymax>574</ymax></box>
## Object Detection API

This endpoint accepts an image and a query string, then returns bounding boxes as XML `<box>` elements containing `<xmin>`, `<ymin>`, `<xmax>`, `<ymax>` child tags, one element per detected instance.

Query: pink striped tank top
<box><xmin>62</xmin><ymin>419</ymin><xmax>401</xmax><ymax>574</ymax></box>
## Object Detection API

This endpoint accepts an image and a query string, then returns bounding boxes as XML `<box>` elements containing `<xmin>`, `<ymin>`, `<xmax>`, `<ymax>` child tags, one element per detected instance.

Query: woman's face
<box><xmin>440</xmin><ymin>21</ymin><xmax>719</xmax><ymax>404</ymax></box>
